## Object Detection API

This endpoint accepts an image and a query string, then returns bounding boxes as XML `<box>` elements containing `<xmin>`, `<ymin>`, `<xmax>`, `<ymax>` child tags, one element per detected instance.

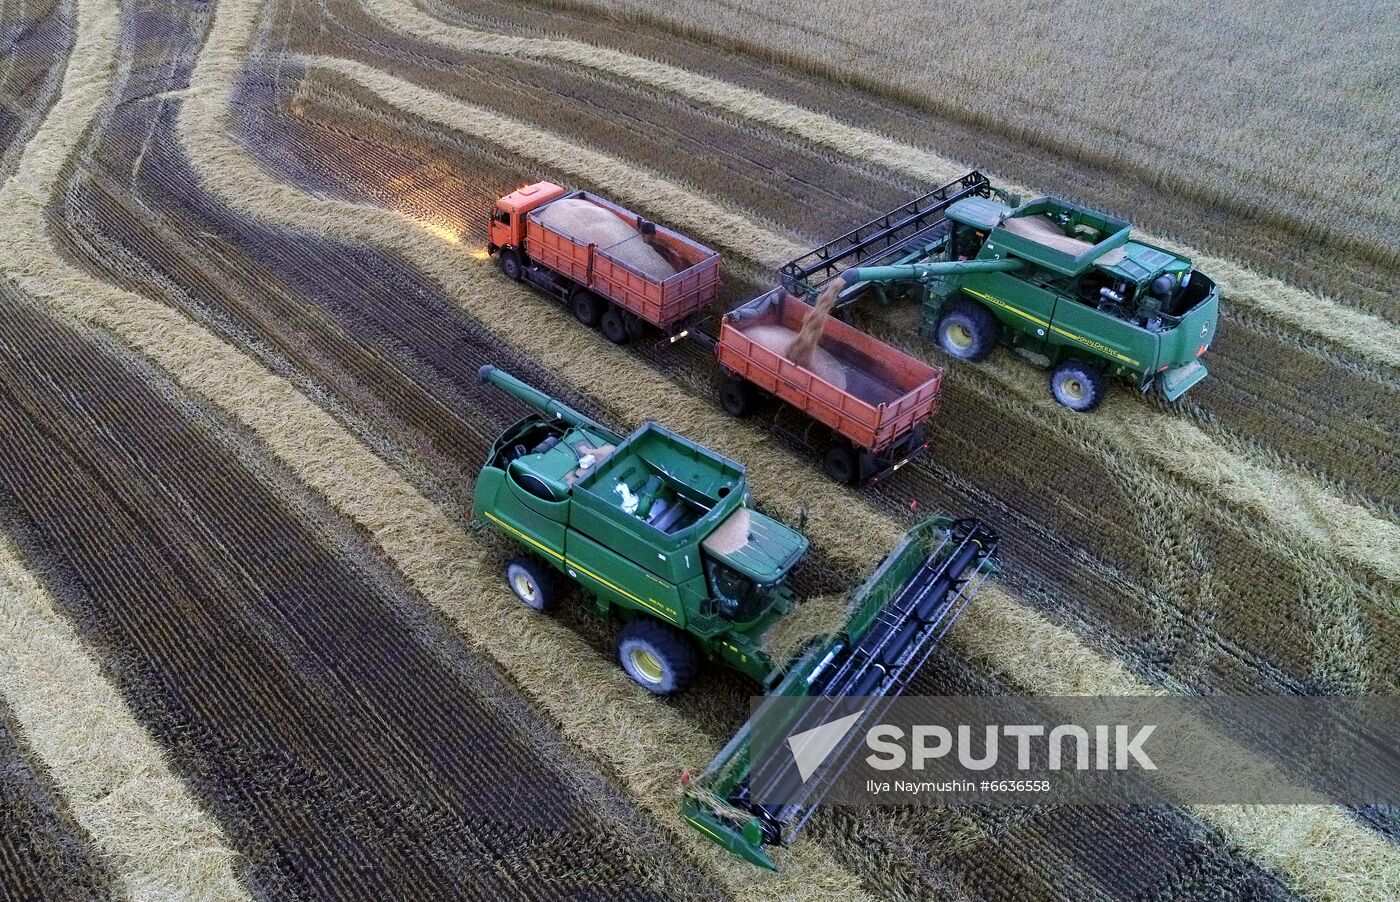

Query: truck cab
<box><xmin>931</xmin><ymin>194</ymin><xmax>1220</xmax><ymax>409</ymax></box>
<box><xmin>487</xmin><ymin>181</ymin><xmax>567</xmax><ymax>255</ymax></box>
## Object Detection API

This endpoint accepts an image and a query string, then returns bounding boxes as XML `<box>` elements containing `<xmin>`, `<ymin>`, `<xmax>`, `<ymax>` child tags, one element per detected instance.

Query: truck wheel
<box><xmin>600</xmin><ymin>306</ymin><xmax>630</xmax><ymax>344</ymax></box>
<box><xmin>823</xmin><ymin>443</ymin><xmax>858</xmax><ymax>484</ymax></box>
<box><xmin>505</xmin><ymin>556</ymin><xmax>555</xmax><ymax>612</ymax></box>
<box><xmin>572</xmin><ymin>291</ymin><xmax>602</xmax><ymax>328</ymax></box>
<box><xmin>936</xmin><ymin>300</ymin><xmax>1000</xmax><ymax>361</ymax></box>
<box><xmin>617</xmin><ymin>618</ymin><xmax>696</xmax><ymax>695</ymax></box>
<box><xmin>499</xmin><ymin>249</ymin><xmax>523</xmax><ymax>282</ymax></box>
<box><xmin>719</xmin><ymin>378</ymin><xmax>755</xmax><ymax>417</ymax></box>
<box><xmin>1050</xmin><ymin>360</ymin><xmax>1106</xmax><ymax>412</ymax></box>
<box><xmin>624</xmin><ymin>312</ymin><xmax>646</xmax><ymax>341</ymax></box>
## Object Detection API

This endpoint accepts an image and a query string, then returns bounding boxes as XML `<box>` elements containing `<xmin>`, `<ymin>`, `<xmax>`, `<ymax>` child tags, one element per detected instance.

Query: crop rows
<box><xmin>106</xmin><ymin>12</ymin><xmax>1288</xmax><ymax>896</ymax></box>
<box><xmin>203</xmin><ymin>50</ymin><xmax>1317</xmax><ymax>899</ymax></box>
<box><xmin>0</xmin><ymin>701</ymin><xmax>115</xmax><ymax>902</ymax></box>
<box><xmin>235</xmin><ymin>8</ymin><xmax>1394</xmax><ymax>885</ymax></box>
<box><xmin>0</xmin><ymin>0</ymin><xmax>70</xmax><ymax>170</ymax></box>
<box><xmin>0</xmin><ymin>1</ymin><xmax>726</xmax><ymax>896</ymax></box>
<box><xmin>284</xmin><ymin>57</ymin><xmax>1397</xmax><ymax>704</ymax></box>
<box><xmin>331</xmin><ymin>0</ymin><xmax>1400</xmax><ymax>519</ymax></box>
<box><xmin>3</xmin><ymin>0</ymin><xmax>1392</xmax><ymax>897</ymax></box>
<box><xmin>514</xmin><ymin>0</ymin><xmax>1400</xmax><ymax>296</ymax></box>
<box><xmin>0</xmin><ymin>279</ymin><xmax>707</xmax><ymax>899</ymax></box>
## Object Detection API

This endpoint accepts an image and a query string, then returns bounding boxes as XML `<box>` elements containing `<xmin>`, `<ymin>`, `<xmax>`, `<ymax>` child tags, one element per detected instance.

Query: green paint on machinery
<box><xmin>472</xmin><ymin>366</ymin><xmax>1001</xmax><ymax>867</ymax></box>
<box><xmin>781</xmin><ymin>172</ymin><xmax>1221</xmax><ymax>412</ymax></box>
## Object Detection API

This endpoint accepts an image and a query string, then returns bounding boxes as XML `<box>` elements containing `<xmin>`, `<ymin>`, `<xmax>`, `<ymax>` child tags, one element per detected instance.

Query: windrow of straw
<box><xmin>178</xmin><ymin>37</ymin><xmax>1400</xmax><ymax>902</ymax></box>
<box><xmin>289</xmin><ymin>55</ymin><xmax>1400</xmax><ymax>591</ymax></box>
<box><xmin>0</xmin><ymin>0</ymin><xmax>876</xmax><ymax>897</ymax></box>
<box><xmin>0</xmin><ymin>531</ymin><xmax>248</xmax><ymax>901</ymax></box>
<box><xmin>358</xmin><ymin>0</ymin><xmax>1400</xmax><ymax>369</ymax></box>
<box><xmin>0</xmin><ymin>0</ymin><xmax>250</xmax><ymax>897</ymax></box>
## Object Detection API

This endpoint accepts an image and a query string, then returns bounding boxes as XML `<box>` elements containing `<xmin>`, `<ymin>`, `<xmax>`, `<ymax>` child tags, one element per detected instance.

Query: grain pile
<box><xmin>536</xmin><ymin>197</ymin><xmax>678</xmax><ymax>279</ymax></box>
<box><xmin>746</xmin><ymin>323</ymin><xmax>848</xmax><ymax>389</ymax></box>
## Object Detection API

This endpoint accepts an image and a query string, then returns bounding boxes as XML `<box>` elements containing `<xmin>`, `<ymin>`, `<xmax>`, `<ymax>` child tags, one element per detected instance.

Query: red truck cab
<box><xmin>488</xmin><ymin>182</ymin><xmax>566</xmax><ymax>253</ymax></box>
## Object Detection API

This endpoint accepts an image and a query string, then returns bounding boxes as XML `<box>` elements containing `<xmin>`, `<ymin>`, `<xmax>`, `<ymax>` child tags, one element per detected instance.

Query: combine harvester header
<box><xmin>682</xmin><ymin>516</ymin><xmax>999</xmax><ymax>869</ymax></box>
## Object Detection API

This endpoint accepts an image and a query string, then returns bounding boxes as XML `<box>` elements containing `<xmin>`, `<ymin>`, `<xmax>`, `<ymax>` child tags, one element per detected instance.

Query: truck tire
<box><xmin>719</xmin><ymin>377</ymin><xmax>755</xmax><ymax>417</ymax></box>
<box><xmin>1050</xmin><ymin>360</ymin><xmax>1106</xmax><ymax>412</ymax></box>
<box><xmin>572</xmin><ymin>291</ymin><xmax>602</xmax><ymax>328</ymax></box>
<box><xmin>936</xmin><ymin>299</ymin><xmax>1000</xmax><ymax>361</ymax></box>
<box><xmin>617</xmin><ymin>618</ymin><xmax>696</xmax><ymax>695</ymax></box>
<box><xmin>823</xmin><ymin>443</ymin><xmax>859</xmax><ymax>484</ymax></box>
<box><xmin>499</xmin><ymin>248</ymin><xmax>523</xmax><ymax>282</ymax></box>
<box><xmin>624</xmin><ymin>312</ymin><xmax>646</xmax><ymax>341</ymax></box>
<box><xmin>505</xmin><ymin>556</ymin><xmax>555</xmax><ymax>612</ymax></box>
<box><xmin>600</xmin><ymin>306</ymin><xmax>630</xmax><ymax>344</ymax></box>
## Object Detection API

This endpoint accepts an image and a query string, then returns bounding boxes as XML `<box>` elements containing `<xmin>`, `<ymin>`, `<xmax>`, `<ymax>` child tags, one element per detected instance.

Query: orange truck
<box><xmin>716</xmin><ymin>288</ymin><xmax>942</xmax><ymax>484</ymax></box>
<box><xmin>488</xmin><ymin>183</ymin><xmax>722</xmax><ymax>343</ymax></box>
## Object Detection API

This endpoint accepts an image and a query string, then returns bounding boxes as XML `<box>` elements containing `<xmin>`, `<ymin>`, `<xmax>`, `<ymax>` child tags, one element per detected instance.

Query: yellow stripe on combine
<box><xmin>965</xmin><ymin>288</ymin><xmax>1047</xmax><ymax>327</ymax></box>
<box><xmin>482</xmin><ymin>511</ymin><xmax>679</xmax><ymax>624</ymax></box>
<box><xmin>1049</xmin><ymin>326</ymin><xmax>1139</xmax><ymax>366</ymax></box>
<box><xmin>963</xmin><ymin>289</ymin><xmax>1140</xmax><ymax>366</ymax></box>
<box><xmin>484</xmin><ymin>510</ymin><xmax>565</xmax><ymax>560</ymax></box>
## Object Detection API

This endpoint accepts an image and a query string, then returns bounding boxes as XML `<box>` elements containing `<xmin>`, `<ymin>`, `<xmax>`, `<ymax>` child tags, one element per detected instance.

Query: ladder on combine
<box><xmin>779</xmin><ymin>171</ymin><xmax>993</xmax><ymax>306</ymax></box>
<box><xmin>682</xmin><ymin>517</ymin><xmax>1000</xmax><ymax>868</ymax></box>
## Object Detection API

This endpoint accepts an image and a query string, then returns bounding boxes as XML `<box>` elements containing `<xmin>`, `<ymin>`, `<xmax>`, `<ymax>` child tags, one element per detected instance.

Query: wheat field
<box><xmin>0</xmin><ymin>0</ymin><xmax>1395</xmax><ymax>899</ymax></box>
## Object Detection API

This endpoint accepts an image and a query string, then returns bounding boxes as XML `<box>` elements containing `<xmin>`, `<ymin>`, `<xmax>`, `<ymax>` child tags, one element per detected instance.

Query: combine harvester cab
<box><xmin>780</xmin><ymin>172</ymin><xmax>1221</xmax><ymax>412</ymax></box>
<box><xmin>682</xmin><ymin>516</ymin><xmax>1000</xmax><ymax>869</ymax></box>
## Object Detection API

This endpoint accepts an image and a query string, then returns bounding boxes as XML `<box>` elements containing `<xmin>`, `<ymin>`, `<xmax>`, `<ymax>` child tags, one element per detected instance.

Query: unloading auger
<box><xmin>682</xmin><ymin>517</ymin><xmax>999</xmax><ymax>869</ymax></box>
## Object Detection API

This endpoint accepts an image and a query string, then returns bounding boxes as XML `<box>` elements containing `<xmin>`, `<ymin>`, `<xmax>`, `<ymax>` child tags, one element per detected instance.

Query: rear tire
<box><xmin>1050</xmin><ymin>360</ymin><xmax>1105</xmax><ymax>412</ymax></box>
<box><xmin>600</xmin><ymin>306</ymin><xmax>630</xmax><ymax>344</ymax></box>
<box><xmin>499</xmin><ymin>248</ymin><xmax>522</xmax><ymax>281</ymax></box>
<box><xmin>617</xmin><ymin>618</ymin><xmax>696</xmax><ymax>695</ymax></box>
<box><xmin>719</xmin><ymin>378</ymin><xmax>755</xmax><ymax>417</ymax></box>
<box><xmin>573</xmin><ymin>291</ymin><xmax>602</xmax><ymax>328</ymax></box>
<box><xmin>936</xmin><ymin>299</ymin><xmax>1000</xmax><ymax>361</ymax></box>
<box><xmin>823</xmin><ymin>443</ymin><xmax>859</xmax><ymax>484</ymax></box>
<box><xmin>625</xmin><ymin>312</ymin><xmax>646</xmax><ymax>341</ymax></box>
<box><xmin>505</xmin><ymin>556</ymin><xmax>555</xmax><ymax>612</ymax></box>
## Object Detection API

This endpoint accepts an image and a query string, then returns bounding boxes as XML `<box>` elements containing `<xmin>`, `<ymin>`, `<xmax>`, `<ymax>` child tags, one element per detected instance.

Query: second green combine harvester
<box><xmin>473</xmin><ymin>365</ymin><xmax>1000</xmax><ymax>867</ymax></box>
<box><xmin>780</xmin><ymin>172</ymin><xmax>1221</xmax><ymax>411</ymax></box>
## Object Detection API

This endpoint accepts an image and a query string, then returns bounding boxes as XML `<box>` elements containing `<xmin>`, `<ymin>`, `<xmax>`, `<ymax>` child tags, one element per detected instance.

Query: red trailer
<box><xmin>488</xmin><ymin>183</ymin><xmax>721</xmax><ymax>343</ymax></box>
<box><xmin>716</xmin><ymin>289</ymin><xmax>942</xmax><ymax>483</ymax></box>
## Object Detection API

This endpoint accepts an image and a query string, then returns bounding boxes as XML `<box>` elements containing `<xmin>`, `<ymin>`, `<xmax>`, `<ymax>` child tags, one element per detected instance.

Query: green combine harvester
<box><xmin>472</xmin><ymin>366</ymin><xmax>1000</xmax><ymax>866</ymax></box>
<box><xmin>780</xmin><ymin>172</ymin><xmax>1221</xmax><ymax>411</ymax></box>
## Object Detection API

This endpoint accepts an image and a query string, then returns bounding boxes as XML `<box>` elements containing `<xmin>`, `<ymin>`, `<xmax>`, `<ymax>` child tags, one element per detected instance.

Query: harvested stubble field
<box><xmin>0</xmin><ymin>0</ymin><xmax>1395</xmax><ymax>899</ymax></box>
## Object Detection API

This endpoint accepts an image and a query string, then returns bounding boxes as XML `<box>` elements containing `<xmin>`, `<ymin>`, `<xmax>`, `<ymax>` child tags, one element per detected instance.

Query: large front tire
<box><xmin>617</xmin><ymin>618</ymin><xmax>696</xmax><ymax>695</ymax></box>
<box><xmin>499</xmin><ymin>249</ymin><xmax>522</xmax><ymax>282</ymax></box>
<box><xmin>936</xmin><ymin>299</ymin><xmax>1000</xmax><ymax>361</ymax></box>
<box><xmin>505</xmin><ymin>556</ymin><xmax>555</xmax><ymax>612</ymax></box>
<box><xmin>1050</xmin><ymin>359</ymin><xmax>1106</xmax><ymax>412</ymax></box>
